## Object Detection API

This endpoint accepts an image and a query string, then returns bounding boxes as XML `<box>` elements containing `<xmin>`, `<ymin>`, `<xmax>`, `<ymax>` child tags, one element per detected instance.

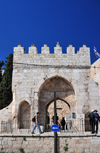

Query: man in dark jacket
<box><xmin>52</xmin><ymin>113</ymin><xmax>59</xmax><ymax>125</ymax></box>
<box><xmin>88</xmin><ymin>110</ymin><xmax>95</xmax><ymax>134</ymax></box>
<box><xmin>61</xmin><ymin>117</ymin><xmax>65</xmax><ymax>130</ymax></box>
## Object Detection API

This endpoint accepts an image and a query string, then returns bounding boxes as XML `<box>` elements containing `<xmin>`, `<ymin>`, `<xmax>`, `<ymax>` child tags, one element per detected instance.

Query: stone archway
<box><xmin>46</xmin><ymin>98</ymin><xmax>70</xmax><ymax>129</ymax></box>
<box><xmin>38</xmin><ymin>76</ymin><xmax>76</xmax><ymax>131</ymax></box>
<box><xmin>18</xmin><ymin>101</ymin><xmax>30</xmax><ymax>129</ymax></box>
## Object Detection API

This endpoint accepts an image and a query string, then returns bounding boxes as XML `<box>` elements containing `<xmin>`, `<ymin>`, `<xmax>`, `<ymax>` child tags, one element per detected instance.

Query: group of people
<box><xmin>52</xmin><ymin>115</ymin><xmax>66</xmax><ymax>129</ymax></box>
<box><xmin>88</xmin><ymin>109</ymin><xmax>99</xmax><ymax>134</ymax></box>
<box><xmin>31</xmin><ymin>112</ymin><xmax>66</xmax><ymax>134</ymax></box>
<box><xmin>31</xmin><ymin>110</ymin><xmax>99</xmax><ymax>134</ymax></box>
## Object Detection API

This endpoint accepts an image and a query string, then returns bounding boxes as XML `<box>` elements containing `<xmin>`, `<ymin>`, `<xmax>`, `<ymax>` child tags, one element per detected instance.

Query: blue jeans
<box><xmin>32</xmin><ymin>123</ymin><xmax>42</xmax><ymax>133</ymax></box>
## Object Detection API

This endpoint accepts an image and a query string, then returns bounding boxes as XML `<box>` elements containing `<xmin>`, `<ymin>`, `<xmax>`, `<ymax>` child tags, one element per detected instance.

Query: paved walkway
<box><xmin>0</xmin><ymin>131</ymin><xmax>100</xmax><ymax>137</ymax></box>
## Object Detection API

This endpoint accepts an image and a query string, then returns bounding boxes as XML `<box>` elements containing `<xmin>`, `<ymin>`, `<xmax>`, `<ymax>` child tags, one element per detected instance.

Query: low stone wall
<box><xmin>0</xmin><ymin>133</ymin><xmax>100</xmax><ymax>153</ymax></box>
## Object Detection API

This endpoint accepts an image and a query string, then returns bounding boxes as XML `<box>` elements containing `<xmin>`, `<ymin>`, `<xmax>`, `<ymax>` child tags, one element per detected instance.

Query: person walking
<box><xmin>61</xmin><ymin>117</ymin><xmax>65</xmax><ymax>130</ymax></box>
<box><xmin>52</xmin><ymin>113</ymin><xmax>59</xmax><ymax>124</ymax></box>
<box><xmin>31</xmin><ymin>112</ymin><xmax>42</xmax><ymax>134</ymax></box>
<box><xmin>47</xmin><ymin>113</ymin><xmax>50</xmax><ymax>129</ymax></box>
<box><xmin>94</xmin><ymin>110</ymin><xmax>99</xmax><ymax>134</ymax></box>
<box><xmin>88</xmin><ymin>110</ymin><xmax>95</xmax><ymax>134</ymax></box>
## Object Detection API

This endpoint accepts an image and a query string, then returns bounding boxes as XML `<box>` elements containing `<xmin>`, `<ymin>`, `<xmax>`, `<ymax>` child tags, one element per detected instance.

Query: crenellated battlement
<box><xmin>13</xmin><ymin>42</ymin><xmax>90</xmax><ymax>66</ymax></box>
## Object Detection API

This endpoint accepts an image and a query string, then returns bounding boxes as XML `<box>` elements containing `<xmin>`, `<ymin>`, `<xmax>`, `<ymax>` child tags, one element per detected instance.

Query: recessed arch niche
<box><xmin>18</xmin><ymin>100</ymin><xmax>30</xmax><ymax>129</ymax></box>
<box><xmin>38</xmin><ymin>76</ymin><xmax>76</xmax><ymax>131</ymax></box>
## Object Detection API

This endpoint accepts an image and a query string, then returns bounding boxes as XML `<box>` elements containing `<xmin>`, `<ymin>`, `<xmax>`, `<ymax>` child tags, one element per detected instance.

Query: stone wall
<box><xmin>91</xmin><ymin>59</ymin><xmax>100</xmax><ymax>112</ymax></box>
<box><xmin>0</xmin><ymin>101</ymin><xmax>14</xmax><ymax>121</ymax></box>
<box><xmin>0</xmin><ymin>134</ymin><xmax>100</xmax><ymax>153</ymax></box>
<box><xmin>12</xmin><ymin>60</ymin><xmax>99</xmax><ymax>130</ymax></box>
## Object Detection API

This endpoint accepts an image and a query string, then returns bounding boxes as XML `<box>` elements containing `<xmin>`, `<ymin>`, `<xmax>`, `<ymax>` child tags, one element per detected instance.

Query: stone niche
<box><xmin>18</xmin><ymin>101</ymin><xmax>30</xmax><ymax>129</ymax></box>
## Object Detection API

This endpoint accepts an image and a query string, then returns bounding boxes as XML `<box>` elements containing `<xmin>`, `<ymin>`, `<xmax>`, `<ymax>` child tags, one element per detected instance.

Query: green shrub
<box><xmin>63</xmin><ymin>139</ymin><xmax>68</xmax><ymax>151</ymax></box>
<box><xmin>23</xmin><ymin>136</ymin><xmax>26</xmax><ymax>141</ymax></box>
<box><xmin>19</xmin><ymin>147</ymin><xmax>23</xmax><ymax>152</ymax></box>
<box><xmin>95</xmin><ymin>82</ymin><xmax>99</xmax><ymax>85</ymax></box>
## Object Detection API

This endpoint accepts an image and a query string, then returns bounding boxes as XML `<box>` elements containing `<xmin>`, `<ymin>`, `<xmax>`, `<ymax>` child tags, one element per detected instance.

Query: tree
<box><xmin>0</xmin><ymin>53</ymin><xmax>13</xmax><ymax>109</ymax></box>
<box><xmin>0</xmin><ymin>61</ymin><xmax>5</xmax><ymax>109</ymax></box>
<box><xmin>0</xmin><ymin>61</ymin><xmax>4</xmax><ymax>82</ymax></box>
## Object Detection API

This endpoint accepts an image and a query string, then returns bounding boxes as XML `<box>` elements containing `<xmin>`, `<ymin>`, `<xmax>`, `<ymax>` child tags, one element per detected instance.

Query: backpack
<box><xmin>32</xmin><ymin>116</ymin><xmax>35</xmax><ymax>122</ymax></box>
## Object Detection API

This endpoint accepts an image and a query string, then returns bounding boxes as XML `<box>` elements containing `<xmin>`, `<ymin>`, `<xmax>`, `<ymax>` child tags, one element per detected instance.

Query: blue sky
<box><xmin>0</xmin><ymin>0</ymin><xmax>100</xmax><ymax>64</ymax></box>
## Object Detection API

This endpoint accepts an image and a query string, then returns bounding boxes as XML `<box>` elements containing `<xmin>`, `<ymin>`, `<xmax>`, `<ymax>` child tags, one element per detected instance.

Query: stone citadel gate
<box><xmin>0</xmin><ymin>43</ymin><xmax>99</xmax><ymax>133</ymax></box>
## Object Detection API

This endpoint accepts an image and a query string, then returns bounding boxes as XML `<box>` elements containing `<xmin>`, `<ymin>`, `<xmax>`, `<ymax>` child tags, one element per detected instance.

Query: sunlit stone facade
<box><xmin>0</xmin><ymin>43</ymin><xmax>99</xmax><ymax>132</ymax></box>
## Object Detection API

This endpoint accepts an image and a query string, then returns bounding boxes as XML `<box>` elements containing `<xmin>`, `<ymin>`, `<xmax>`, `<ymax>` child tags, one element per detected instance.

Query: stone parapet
<box><xmin>13</xmin><ymin>43</ymin><xmax>90</xmax><ymax>66</ymax></box>
<box><xmin>0</xmin><ymin>134</ymin><xmax>100</xmax><ymax>153</ymax></box>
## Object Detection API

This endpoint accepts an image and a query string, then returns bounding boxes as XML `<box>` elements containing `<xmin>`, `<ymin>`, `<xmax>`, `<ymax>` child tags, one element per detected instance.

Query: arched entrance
<box><xmin>46</xmin><ymin>98</ymin><xmax>70</xmax><ymax>131</ymax></box>
<box><xmin>18</xmin><ymin>101</ymin><xmax>30</xmax><ymax>129</ymax></box>
<box><xmin>38</xmin><ymin>76</ymin><xmax>76</xmax><ymax>131</ymax></box>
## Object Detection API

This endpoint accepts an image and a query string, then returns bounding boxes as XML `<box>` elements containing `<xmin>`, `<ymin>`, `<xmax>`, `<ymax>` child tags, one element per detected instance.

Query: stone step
<box><xmin>60</xmin><ymin>130</ymin><xmax>73</xmax><ymax>133</ymax></box>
